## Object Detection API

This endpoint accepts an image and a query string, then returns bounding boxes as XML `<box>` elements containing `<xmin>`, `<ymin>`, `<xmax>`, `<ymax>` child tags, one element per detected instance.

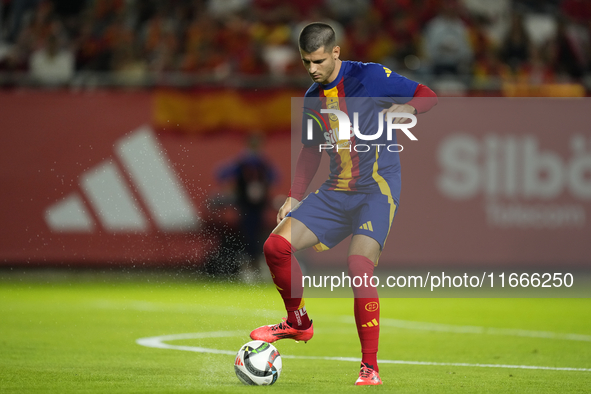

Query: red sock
<box><xmin>287</xmin><ymin>305</ymin><xmax>310</xmax><ymax>329</ymax></box>
<box><xmin>348</xmin><ymin>255</ymin><xmax>379</xmax><ymax>372</ymax></box>
<box><xmin>263</xmin><ymin>234</ymin><xmax>310</xmax><ymax>329</ymax></box>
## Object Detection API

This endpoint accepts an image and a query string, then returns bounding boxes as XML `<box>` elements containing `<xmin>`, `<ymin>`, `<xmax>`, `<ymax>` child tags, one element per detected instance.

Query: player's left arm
<box><xmin>362</xmin><ymin>64</ymin><xmax>437</xmax><ymax>123</ymax></box>
<box><xmin>382</xmin><ymin>83</ymin><xmax>438</xmax><ymax>124</ymax></box>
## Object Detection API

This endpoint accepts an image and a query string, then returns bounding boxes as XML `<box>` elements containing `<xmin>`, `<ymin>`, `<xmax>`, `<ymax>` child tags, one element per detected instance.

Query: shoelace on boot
<box><xmin>359</xmin><ymin>367</ymin><xmax>373</xmax><ymax>378</ymax></box>
<box><xmin>270</xmin><ymin>318</ymin><xmax>290</xmax><ymax>331</ymax></box>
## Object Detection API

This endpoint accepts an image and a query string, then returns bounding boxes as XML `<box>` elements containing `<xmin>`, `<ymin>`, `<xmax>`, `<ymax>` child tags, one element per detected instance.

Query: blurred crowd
<box><xmin>0</xmin><ymin>0</ymin><xmax>590</xmax><ymax>91</ymax></box>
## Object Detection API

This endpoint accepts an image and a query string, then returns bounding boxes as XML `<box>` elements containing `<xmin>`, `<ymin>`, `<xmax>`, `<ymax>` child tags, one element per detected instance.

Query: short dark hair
<box><xmin>298</xmin><ymin>22</ymin><xmax>336</xmax><ymax>53</ymax></box>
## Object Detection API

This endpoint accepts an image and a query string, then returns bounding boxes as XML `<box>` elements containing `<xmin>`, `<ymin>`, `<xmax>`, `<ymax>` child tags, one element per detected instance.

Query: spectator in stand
<box><xmin>14</xmin><ymin>0</ymin><xmax>57</xmax><ymax>57</ymax></box>
<box><xmin>0</xmin><ymin>0</ymin><xmax>590</xmax><ymax>91</ymax></box>
<box><xmin>459</xmin><ymin>0</ymin><xmax>511</xmax><ymax>45</ymax></box>
<box><xmin>207</xmin><ymin>0</ymin><xmax>250</xmax><ymax>19</ymax></box>
<box><xmin>223</xmin><ymin>14</ymin><xmax>269</xmax><ymax>76</ymax></box>
<box><xmin>29</xmin><ymin>32</ymin><xmax>74</xmax><ymax>85</ymax></box>
<box><xmin>250</xmin><ymin>2</ymin><xmax>299</xmax><ymax>76</ymax></box>
<box><xmin>500</xmin><ymin>13</ymin><xmax>531</xmax><ymax>74</ymax></box>
<box><xmin>521</xmin><ymin>44</ymin><xmax>555</xmax><ymax>85</ymax></box>
<box><xmin>0</xmin><ymin>44</ymin><xmax>28</xmax><ymax>86</ymax></box>
<box><xmin>6</xmin><ymin>0</ymin><xmax>41</xmax><ymax>43</ymax></box>
<box><xmin>472</xmin><ymin>48</ymin><xmax>506</xmax><ymax>88</ymax></box>
<box><xmin>417</xmin><ymin>0</ymin><xmax>445</xmax><ymax>30</ymax></box>
<box><xmin>324</xmin><ymin>0</ymin><xmax>370</xmax><ymax>26</ymax></box>
<box><xmin>468</xmin><ymin>15</ymin><xmax>504</xmax><ymax>88</ymax></box>
<box><xmin>74</xmin><ymin>18</ymin><xmax>109</xmax><ymax>71</ymax></box>
<box><xmin>111</xmin><ymin>43</ymin><xmax>147</xmax><ymax>85</ymax></box>
<box><xmin>423</xmin><ymin>2</ymin><xmax>473</xmax><ymax>76</ymax></box>
<box><xmin>384</xmin><ymin>10</ymin><xmax>421</xmax><ymax>69</ymax></box>
<box><xmin>141</xmin><ymin>5</ymin><xmax>182</xmax><ymax>74</ymax></box>
<box><xmin>344</xmin><ymin>15</ymin><xmax>395</xmax><ymax>66</ymax></box>
<box><xmin>549</xmin><ymin>15</ymin><xmax>589</xmax><ymax>81</ymax></box>
<box><xmin>180</xmin><ymin>15</ymin><xmax>228</xmax><ymax>74</ymax></box>
<box><xmin>560</xmin><ymin>0</ymin><xmax>591</xmax><ymax>25</ymax></box>
<box><xmin>346</xmin><ymin>16</ymin><xmax>373</xmax><ymax>61</ymax></box>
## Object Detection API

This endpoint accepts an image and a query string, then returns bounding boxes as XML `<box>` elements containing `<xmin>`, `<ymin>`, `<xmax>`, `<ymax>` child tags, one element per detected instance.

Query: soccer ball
<box><xmin>234</xmin><ymin>340</ymin><xmax>282</xmax><ymax>385</ymax></box>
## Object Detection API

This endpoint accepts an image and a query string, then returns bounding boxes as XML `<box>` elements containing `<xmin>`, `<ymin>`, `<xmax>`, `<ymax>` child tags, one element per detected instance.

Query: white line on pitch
<box><xmin>97</xmin><ymin>300</ymin><xmax>591</xmax><ymax>342</ymax></box>
<box><xmin>136</xmin><ymin>331</ymin><xmax>591</xmax><ymax>373</ymax></box>
<box><xmin>341</xmin><ymin>316</ymin><xmax>591</xmax><ymax>342</ymax></box>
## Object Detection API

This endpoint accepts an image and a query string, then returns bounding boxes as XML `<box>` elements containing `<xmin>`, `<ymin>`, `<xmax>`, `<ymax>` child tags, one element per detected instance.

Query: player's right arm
<box><xmin>277</xmin><ymin>144</ymin><xmax>322</xmax><ymax>223</ymax></box>
<box><xmin>277</xmin><ymin>197</ymin><xmax>299</xmax><ymax>223</ymax></box>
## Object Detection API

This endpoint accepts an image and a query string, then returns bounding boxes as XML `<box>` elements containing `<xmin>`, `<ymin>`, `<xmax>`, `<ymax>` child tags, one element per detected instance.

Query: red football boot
<box><xmin>355</xmin><ymin>363</ymin><xmax>383</xmax><ymax>385</ymax></box>
<box><xmin>250</xmin><ymin>317</ymin><xmax>313</xmax><ymax>343</ymax></box>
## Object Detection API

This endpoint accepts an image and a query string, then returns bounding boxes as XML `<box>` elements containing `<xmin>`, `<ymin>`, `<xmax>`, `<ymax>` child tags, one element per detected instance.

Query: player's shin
<box><xmin>348</xmin><ymin>255</ymin><xmax>380</xmax><ymax>371</ymax></box>
<box><xmin>263</xmin><ymin>234</ymin><xmax>310</xmax><ymax>329</ymax></box>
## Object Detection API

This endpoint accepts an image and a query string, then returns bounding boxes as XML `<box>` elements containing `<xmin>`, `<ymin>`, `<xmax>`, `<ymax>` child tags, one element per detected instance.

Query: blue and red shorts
<box><xmin>287</xmin><ymin>189</ymin><xmax>398</xmax><ymax>252</ymax></box>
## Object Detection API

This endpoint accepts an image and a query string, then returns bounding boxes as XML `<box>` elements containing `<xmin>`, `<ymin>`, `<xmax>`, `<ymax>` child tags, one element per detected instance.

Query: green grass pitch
<box><xmin>0</xmin><ymin>271</ymin><xmax>590</xmax><ymax>393</ymax></box>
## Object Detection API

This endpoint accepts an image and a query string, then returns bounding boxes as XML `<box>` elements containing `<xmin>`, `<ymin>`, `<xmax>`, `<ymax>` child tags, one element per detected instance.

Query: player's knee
<box><xmin>263</xmin><ymin>234</ymin><xmax>292</xmax><ymax>267</ymax></box>
<box><xmin>347</xmin><ymin>255</ymin><xmax>375</xmax><ymax>277</ymax></box>
<box><xmin>348</xmin><ymin>255</ymin><xmax>378</xmax><ymax>297</ymax></box>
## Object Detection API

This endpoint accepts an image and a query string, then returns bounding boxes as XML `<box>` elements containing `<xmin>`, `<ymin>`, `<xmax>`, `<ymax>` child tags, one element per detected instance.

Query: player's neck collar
<box><xmin>321</xmin><ymin>60</ymin><xmax>345</xmax><ymax>90</ymax></box>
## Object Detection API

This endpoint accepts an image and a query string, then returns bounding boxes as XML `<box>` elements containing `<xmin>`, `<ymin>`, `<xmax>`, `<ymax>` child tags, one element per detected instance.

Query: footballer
<box><xmin>250</xmin><ymin>22</ymin><xmax>437</xmax><ymax>385</ymax></box>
